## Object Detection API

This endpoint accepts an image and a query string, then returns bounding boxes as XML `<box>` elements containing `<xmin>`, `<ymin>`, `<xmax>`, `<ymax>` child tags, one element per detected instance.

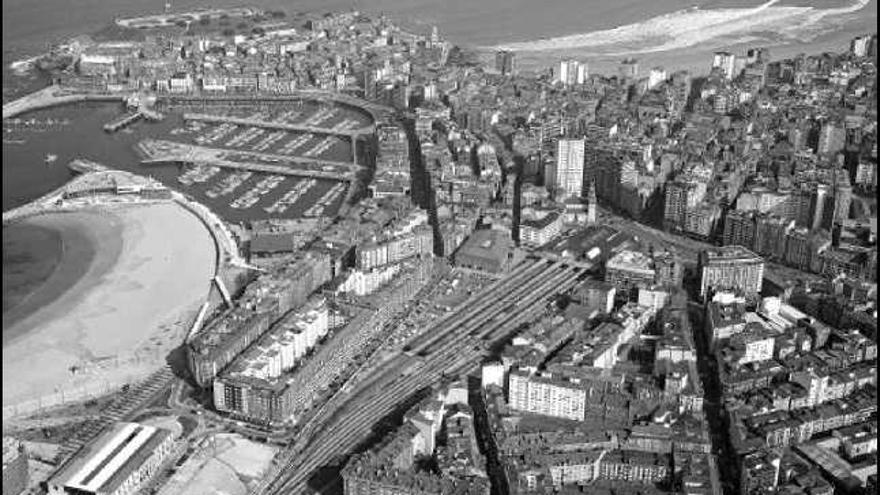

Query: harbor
<box><xmin>3</xmin><ymin>90</ymin><xmax>374</xmax><ymax>223</ymax></box>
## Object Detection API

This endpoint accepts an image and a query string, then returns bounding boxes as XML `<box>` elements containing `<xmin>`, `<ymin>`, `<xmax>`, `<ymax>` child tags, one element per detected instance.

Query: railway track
<box><xmin>257</xmin><ymin>256</ymin><xmax>591</xmax><ymax>494</ymax></box>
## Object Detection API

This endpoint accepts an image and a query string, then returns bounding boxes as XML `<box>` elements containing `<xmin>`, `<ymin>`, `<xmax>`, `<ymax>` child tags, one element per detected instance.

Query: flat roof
<box><xmin>52</xmin><ymin>422</ymin><xmax>172</xmax><ymax>494</ymax></box>
<box><xmin>701</xmin><ymin>246</ymin><xmax>763</xmax><ymax>264</ymax></box>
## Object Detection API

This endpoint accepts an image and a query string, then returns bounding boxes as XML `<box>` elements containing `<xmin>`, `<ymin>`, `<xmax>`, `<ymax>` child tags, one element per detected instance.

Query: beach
<box><xmin>2</xmin><ymin>202</ymin><xmax>216</xmax><ymax>409</ymax></box>
<box><xmin>486</xmin><ymin>0</ymin><xmax>876</xmax><ymax>73</ymax></box>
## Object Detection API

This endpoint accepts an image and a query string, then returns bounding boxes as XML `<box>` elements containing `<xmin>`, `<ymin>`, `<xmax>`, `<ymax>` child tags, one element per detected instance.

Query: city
<box><xmin>1</xmin><ymin>3</ymin><xmax>877</xmax><ymax>495</ymax></box>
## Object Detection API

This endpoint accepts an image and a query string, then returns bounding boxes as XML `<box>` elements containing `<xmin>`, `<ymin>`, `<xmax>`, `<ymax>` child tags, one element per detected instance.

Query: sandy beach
<box><xmin>2</xmin><ymin>202</ymin><xmax>216</xmax><ymax>408</ymax></box>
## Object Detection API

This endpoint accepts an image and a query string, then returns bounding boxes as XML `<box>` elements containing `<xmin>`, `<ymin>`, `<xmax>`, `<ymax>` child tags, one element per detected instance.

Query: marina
<box><xmin>252</xmin><ymin>131</ymin><xmax>288</xmax><ymax>152</ymax></box>
<box><xmin>4</xmin><ymin>93</ymin><xmax>371</xmax><ymax>222</ymax></box>
<box><xmin>3</xmin><ymin>117</ymin><xmax>71</xmax><ymax>131</ymax></box>
<box><xmin>277</xmin><ymin>133</ymin><xmax>314</xmax><ymax>155</ymax></box>
<box><xmin>178</xmin><ymin>164</ymin><xmax>221</xmax><ymax>186</ymax></box>
<box><xmin>302</xmin><ymin>182</ymin><xmax>347</xmax><ymax>218</ymax></box>
<box><xmin>230</xmin><ymin>174</ymin><xmax>286</xmax><ymax>210</ymax></box>
<box><xmin>206</xmin><ymin>171</ymin><xmax>253</xmax><ymax>199</ymax></box>
<box><xmin>225</xmin><ymin>127</ymin><xmax>265</xmax><ymax>148</ymax></box>
<box><xmin>194</xmin><ymin>122</ymin><xmax>238</xmax><ymax>145</ymax></box>
<box><xmin>303</xmin><ymin>136</ymin><xmax>338</xmax><ymax>158</ymax></box>
<box><xmin>264</xmin><ymin>178</ymin><xmax>317</xmax><ymax>214</ymax></box>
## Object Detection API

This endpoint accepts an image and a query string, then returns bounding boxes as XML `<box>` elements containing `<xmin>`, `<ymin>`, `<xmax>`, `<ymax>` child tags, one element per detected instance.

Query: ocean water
<box><xmin>2</xmin><ymin>217</ymin><xmax>99</xmax><ymax>345</ymax></box>
<box><xmin>2</xmin><ymin>223</ymin><xmax>63</xmax><ymax>315</ymax></box>
<box><xmin>4</xmin><ymin>0</ymin><xmax>875</xmax><ymax>57</ymax></box>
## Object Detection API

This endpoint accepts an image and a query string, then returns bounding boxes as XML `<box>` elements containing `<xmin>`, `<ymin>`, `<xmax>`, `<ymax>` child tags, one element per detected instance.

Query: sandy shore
<box><xmin>2</xmin><ymin>202</ymin><xmax>216</xmax><ymax>408</ymax></box>
<box><xmin>3</xmin><ymin>213</ymin><xmax>116</xmax><ymax>342</ymax></box>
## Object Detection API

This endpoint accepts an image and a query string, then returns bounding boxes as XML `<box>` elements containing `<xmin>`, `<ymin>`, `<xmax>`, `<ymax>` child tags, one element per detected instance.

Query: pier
<box><xmin>104</xmin><ymin>112</ymin><xmax>143</xmax><ymax>133</ymax></box>
<box><xmin>182</xmin><ymin>112</ymin><xmax>369</xmax><ymax>165</ymax></box>
<box><xmin>138</xmin><ymin>139</ymin><xmax>360</xmax><ymax>181</ymax></box>
<box><xmin>182</xmin><ymin>112</ymin><xmax>373</xmax><ymax>140</ymax></box>
<box><xmin>2</xmin><ymin>86</ymin><xmax>125</xmax><ymax>120</ymax></box>
<box><xmin>68</xmin><ymin>158</ymin><xmax>111</xmax><ymax>174</ymax></box>
<box><xmin>104</xmin><ymin>109</ymin><xmax>165</xmax><ymax>133</ymax></box>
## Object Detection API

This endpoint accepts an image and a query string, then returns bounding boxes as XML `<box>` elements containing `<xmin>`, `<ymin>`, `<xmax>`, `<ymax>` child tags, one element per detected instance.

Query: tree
<box><xmin>199</xmin><ymin>17</ymin><xmax>210</xmax><ymax>26</ymax></box>
<box><xmin>222</xmin><ymin>28</ymin><xmax>235</xmax><ymax>37</ymax></box>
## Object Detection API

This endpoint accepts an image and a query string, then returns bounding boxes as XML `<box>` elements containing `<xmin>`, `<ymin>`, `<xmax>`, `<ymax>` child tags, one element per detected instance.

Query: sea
<box><xmin>2</xmin><ymin>0</ymin><xmax>876</xmax><ymax>332</ymax></box>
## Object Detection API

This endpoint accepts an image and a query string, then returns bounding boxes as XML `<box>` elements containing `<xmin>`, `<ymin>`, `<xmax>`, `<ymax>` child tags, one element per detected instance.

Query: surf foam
<box><xmin>488</xmin><ymin>0</ymin><xmax>871</xmax><ymax>56</ymax></box>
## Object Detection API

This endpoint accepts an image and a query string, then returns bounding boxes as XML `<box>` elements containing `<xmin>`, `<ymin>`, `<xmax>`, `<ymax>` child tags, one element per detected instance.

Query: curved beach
<box><xmin>2</xmin><ymin>202</ymin><xmax>216</xmax><ymax>409</ymax></box>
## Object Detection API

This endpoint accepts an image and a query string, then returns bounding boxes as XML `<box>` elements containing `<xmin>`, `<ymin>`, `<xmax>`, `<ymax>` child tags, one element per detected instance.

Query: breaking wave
<box><xmin>488</xmin><ymin>0</ymin><xmax>872</xmax><ymax>56</ymax></box>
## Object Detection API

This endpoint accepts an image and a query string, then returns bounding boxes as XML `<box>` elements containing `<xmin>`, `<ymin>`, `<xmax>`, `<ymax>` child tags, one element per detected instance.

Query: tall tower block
<box><xmin>586</xmin><ymin>180</ymin><xmax>597</xmax><ymax>224</ymax></box>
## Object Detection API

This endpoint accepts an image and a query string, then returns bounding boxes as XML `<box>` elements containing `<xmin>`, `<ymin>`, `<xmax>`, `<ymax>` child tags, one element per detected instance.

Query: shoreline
<box><xmin>1</xmin><ymin>212</ymin><xmax>119</xmax><ymax>345</ymax></box>
<box><xmin>2</xmin><ymin>200</ymin><xmax>217</xmax><ymax>410</ymax></box>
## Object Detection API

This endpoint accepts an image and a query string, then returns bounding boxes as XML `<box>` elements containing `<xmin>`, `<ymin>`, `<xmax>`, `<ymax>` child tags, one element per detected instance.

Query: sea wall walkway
<box><xmin>2</xmin><ymin>86</ymin><xmax>124</xmax><ymax>119</ymax></box>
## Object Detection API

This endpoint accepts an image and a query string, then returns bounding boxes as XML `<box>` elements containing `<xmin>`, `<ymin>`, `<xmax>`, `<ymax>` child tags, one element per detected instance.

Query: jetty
<box><xmin>138</xmin><ymin>139</ymin><xmax>361</xmax><ymax>181</ymax></box>
<box><xmin>68</xmin><ymin>158</ymin><xmax>111</xmax><ymax>174</ymax></box>
<box><xmin>104</xmin><ymin>113</ymin><xmax>143</xmax><ymax>133</ymax></box>
<box><xmin>103</xmin><ymin>108</ymin><xmax>164</xmax><ymax>133</ymax></box>
<box><xmin>2</xmin><ymin>86</ymin><xmax>125</xmax><ymax>120</ymax></box>
<box><xmin>182</xmin><ymin>112</ymin><xmax>373</xmax><ymax>140</ymax></box>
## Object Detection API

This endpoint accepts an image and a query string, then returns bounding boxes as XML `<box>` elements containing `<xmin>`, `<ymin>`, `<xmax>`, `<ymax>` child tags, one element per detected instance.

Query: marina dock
<box><xmin>138</xmin><ymin>139</ymin><xmax>360</xmax><ymax>181</ymax></box>
<box><xmin>104</xmin><ymin>113</ymin><xmax>143</xmax><ymax>133</ymax></box>
<box><xmin>181</xmin><ymin>112</ymin><xmax>373</xmax><ymax>140</ymax></box>
<box><xmin>2</xmin><ymin>86</ymin><xmax>125</xmax><ymax>120</ymax></box>
<box><xmin>104</xmin><ymin>109</ymin><xmax>165</xmax><ymax>133</ymax></box>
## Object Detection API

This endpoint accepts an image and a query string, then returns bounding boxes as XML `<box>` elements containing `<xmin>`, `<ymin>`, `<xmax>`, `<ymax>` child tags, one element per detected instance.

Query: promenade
<box><xmin>2</xmin><ymin>86</ymin><xmax>124</xmax><ymax>120</ymax></box>
<box><xmin>161</xmin><ymin>89</ymin><xmax>394</xmax><ymax>120</ymax></box>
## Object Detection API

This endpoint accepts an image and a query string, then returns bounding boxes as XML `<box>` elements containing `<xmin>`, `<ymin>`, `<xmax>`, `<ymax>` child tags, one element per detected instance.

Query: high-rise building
<box><xmin>723</xmin><ymin>210</ymin><xmax>757</xmax><ymax>250</ymax></box>
<box><xmin>851</xmin><ymin>35</ymin><xmax>872</xmax><ymax>57</ymax></box>
<box><xmin>495</xmin><ymin>50</ymin><xmax>516</xmax><ymax>76</ymax></box>
<box><xmin>712</xmin><ymin>51</ymin><xmax>737</xmax><ymax>79</ymax></box>
<box><xmin>549</xmin><ymin>138</ymin><xmax>586</xmax><ymax>198</ymax></box>
<box><xmin>810</xmin><ymin>183</ymin><xmax>830</xmax><ymax>231</ymax></box>
<box><xmin>647</xmin><ymin>67</ymin><xmax>667</xmax><ymax>90</ymax></box>
<box><xmin>559</xmin><ymin>59</ymin><xmax>587</xmax><ymax>86</ymax></box>
<box><xmin>746</xmin><ymin>47</ymin><xmax>769</xmax><ymax>65</ymax></box>
<box><xmin>827</xmin><ymin>169</ymin><xmax>853</xmax><ymax>228</ymax></box>
<box><xmin>664</xmin><ymin>179</ymin><xmax>706</xmax><ymax>232</ymax></box>
<box><xmin>817</xmin><ymin>122</ymin><xmax>845</xmax><ymax>156</ymax></box>
<box><xmin>585</xmin><ymin>180</ymin><xmax>597</xmax><ymax>224</ymax></box>
<box><xmin>754</xmin><ymin>214</ymin><xmax>794</xmax><ymax>261</ymax></box>
<box><xmin>653</xmin><ymin>250</ymin><xmax>683</xmax><ymax>288</ymax></box>
<box><xmin>508</xmin><ymin>371</ymin><xmax>586</xmax><ymax>421</ymax></box>
<box><xmin>619</xmin><ymin>58</ymin><xmax>639</xmax><ymax>80</ymax></box>
<box><xmin>698</xmin><ymin>246</ymin><xmax>765</xmax><ymax>300</ymax></box>
<box><xmin>784</xmin><ymin>227</ymin><xmax>812</xmax><ymax>271</ymax></box>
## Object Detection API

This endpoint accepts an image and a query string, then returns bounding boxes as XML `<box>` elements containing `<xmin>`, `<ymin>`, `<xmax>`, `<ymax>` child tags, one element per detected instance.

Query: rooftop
<box><xmin>606</xmin><ymin>250</ymin><xmax>655</xmax><ymax>274</ymax></box>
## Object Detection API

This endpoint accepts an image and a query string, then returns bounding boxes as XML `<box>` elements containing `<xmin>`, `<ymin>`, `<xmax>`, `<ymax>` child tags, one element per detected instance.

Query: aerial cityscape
<box><xmin>1</xmin><ymin>1</ymin><xmax>876</xmax><ymax>495</ymax></box>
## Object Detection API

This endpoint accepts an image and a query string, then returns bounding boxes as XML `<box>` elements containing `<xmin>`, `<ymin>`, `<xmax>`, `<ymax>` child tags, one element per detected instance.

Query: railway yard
<box><xmin>257</xmin><ymin>255</ymin><xmax>593</xmax><ymax>494</ymax></box>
